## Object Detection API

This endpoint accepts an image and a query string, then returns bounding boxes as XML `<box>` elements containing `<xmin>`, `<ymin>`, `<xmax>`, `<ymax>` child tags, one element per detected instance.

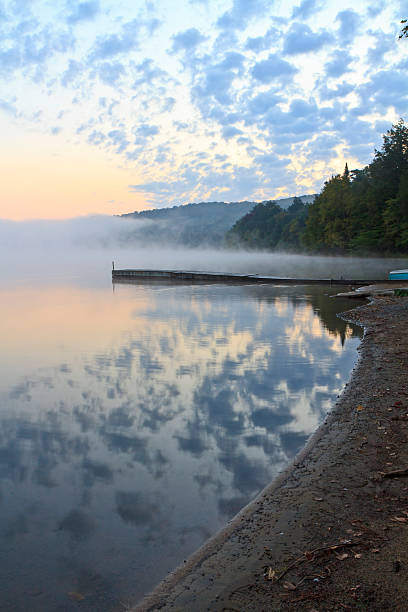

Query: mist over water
<box><xmin>1</xmin><ymin>215</ymin><xmax>407</xmax><ymax>287</ymax></box>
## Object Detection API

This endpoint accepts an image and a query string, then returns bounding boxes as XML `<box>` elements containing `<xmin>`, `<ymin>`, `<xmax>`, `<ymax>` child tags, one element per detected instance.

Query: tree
<box><xmin>400</xmin><ymin>19</ymin><xmax>408</xmax><ymax>39</ymax></box>
<box><xmin>303</xmin><ymin>165</ymin><xmax>352</xmax><ymax>252</ymax></box>
<box><xmin>303</xmin><ymin>120</ymin><xmax>408</xmax><ymax>254</ymax></box>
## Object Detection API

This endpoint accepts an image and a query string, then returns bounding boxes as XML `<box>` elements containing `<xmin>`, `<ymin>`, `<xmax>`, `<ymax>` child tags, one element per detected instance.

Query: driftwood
<box><xmin>383</xmin><ymin>467</ymin><xmax>408</xmax><ymax>479</ymax></box>
<box><xmin>266</xmin><ymin>539</ymin><xmax>360</xmax><ymax>584</ymax></box>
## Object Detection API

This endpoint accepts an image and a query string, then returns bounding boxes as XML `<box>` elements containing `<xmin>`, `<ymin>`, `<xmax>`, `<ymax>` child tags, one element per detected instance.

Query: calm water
<box><xmin>0</xmin><ymin>262</ymin><xmax>366</xmax><ymax>611</ymax></box>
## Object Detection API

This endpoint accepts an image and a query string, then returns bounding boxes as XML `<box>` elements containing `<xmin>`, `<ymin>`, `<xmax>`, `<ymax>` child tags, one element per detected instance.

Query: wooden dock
<box><xmin>111</xmin><ymin>269</ymin><xmax>393</xmax><ymax>286</ymax></box>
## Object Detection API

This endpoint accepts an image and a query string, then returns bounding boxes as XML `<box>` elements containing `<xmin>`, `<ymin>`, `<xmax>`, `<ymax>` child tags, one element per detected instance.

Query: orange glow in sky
<box><xmin>1</xmin><ymin>125</ymin><xmax>147</xmax><ymax>220</ymax></box>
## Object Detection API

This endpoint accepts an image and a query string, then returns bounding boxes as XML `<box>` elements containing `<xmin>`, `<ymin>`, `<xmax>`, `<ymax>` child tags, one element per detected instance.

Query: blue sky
<box><xmin>1</xmin><ymin>0</ymin><xmax>408</xmax><ymax>218</ymax></box>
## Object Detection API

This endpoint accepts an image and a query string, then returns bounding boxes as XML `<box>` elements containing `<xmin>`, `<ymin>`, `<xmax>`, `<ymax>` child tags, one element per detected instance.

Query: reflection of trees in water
<box><xmin>0</xmin><ymin>285</ymin><xmax>361</xmax><ymax>606</ymax></box>
<box><xmin>243</xmin><ymin>284</ymin><xmax>364</xmax><ymax>343</ymax></box>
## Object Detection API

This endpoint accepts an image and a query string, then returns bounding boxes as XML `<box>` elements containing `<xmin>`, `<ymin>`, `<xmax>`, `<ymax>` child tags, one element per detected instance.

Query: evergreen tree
<box><xmin>303</xmin><ymin>119</ymin><xmax>408</xmax><ymax>254</ymax></box>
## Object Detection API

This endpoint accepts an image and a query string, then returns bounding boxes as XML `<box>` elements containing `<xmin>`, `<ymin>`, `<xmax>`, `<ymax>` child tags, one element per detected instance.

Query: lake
<box><xmin>0</xmin><ymin>248</ymin><xmax>371</xmax><ymax>610</ymax></box>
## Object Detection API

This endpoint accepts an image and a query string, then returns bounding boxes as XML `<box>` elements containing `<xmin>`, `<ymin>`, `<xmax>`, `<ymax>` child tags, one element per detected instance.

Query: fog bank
<box><xmin>1</xmin><ymin>216</ymin><xmax>407</xmax><ymax>288</ymax></box>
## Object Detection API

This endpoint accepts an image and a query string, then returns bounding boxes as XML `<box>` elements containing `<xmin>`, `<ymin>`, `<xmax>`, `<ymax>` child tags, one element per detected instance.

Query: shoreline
<box><xmin>135</xmin><ymin>295</ymin><xmax>408</xmax><ymax>611</ymax></box>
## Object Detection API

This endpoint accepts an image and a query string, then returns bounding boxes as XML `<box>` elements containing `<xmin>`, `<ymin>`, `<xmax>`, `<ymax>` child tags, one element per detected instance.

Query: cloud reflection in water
<box><xmin>0</xmin><ymin>282</ymin><xmax>362</xmax><ymax>609</ymax></box>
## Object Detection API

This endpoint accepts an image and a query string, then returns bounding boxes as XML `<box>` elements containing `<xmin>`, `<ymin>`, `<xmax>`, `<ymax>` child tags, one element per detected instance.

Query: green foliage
<box><xmin>303</xmin><ymin>166</ymin><xmax>352</xmax><ymax>252</ymax></box>
<box><xmin>304</xmin><ymin>119</ymin><xmax>408</xmax><ymax>254</ymax></box>
<box><xmin>227</xmin><ymin>197</ymin><xmax>309</xmax><ymax>251</ymax></box>
<box><xmin>227</xmin><ymin>120</ymin><xmax>408</xmax><ymax>255</ymax></box>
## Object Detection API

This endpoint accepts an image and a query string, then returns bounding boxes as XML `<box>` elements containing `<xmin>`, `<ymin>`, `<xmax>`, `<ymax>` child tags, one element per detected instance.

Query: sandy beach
<box><xmin>135</xmin><ymin>294</ymin><xmax>408</xmax><ymax>611</ymax></box>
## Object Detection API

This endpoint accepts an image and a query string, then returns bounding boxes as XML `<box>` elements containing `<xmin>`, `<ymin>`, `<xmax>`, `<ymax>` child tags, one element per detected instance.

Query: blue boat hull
<box><xmin>389</xmin><ymin>270</ymin><xmax>408</xmax><ymax>280</ymax></box>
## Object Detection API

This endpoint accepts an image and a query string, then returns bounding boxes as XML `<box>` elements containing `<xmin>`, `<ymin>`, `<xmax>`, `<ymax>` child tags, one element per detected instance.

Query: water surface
<box><xmin>0</xmin><ymin>270</ymin><xmax>365</xmax><ymax>610</ymax></box>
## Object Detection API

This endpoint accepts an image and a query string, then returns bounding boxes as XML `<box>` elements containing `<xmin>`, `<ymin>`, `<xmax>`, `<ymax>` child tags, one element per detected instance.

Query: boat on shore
<box><xmin>389</xmin><ymin>269</ymin><xmax>408</xmax><ymax>280</ymax></box>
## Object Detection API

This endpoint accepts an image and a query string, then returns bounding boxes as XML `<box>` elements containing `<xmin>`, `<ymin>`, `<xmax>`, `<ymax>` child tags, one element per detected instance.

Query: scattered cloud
<box><xmin>0</xmin><ymin>0</ymin><xmax>406</xmax><ymax>212</ymax></box>
<box><xmin>171</xmin><ymin>27</ymin><xmax>207</xmax><ymax>53</ymax></box>
<box><xmin>324</xmin><ymin>50</ymin><xmax>353</xmax><ymax>78</ymax></box>
<box><xmin>292</xmin><ymin>0</ymin><xmax>323</xmax><ymax>20</ymax></box>
<box><xmin>0</xmin><ymin>97</ymin><xmax>18</xmax><ymax>116</ymax></box>
<box><xmin>96</xmin><ymin>61</ymin><xmax>126</xmax><ymax>85</ymax></box>
<box><xmin>89</xmin><ymin>19</ymin><xmax>141</xmax><ymax>60</ymax></box>
<box><xmin>336</xmin><ymin>9</ymin><xmax>361</xmax><ymax>45</ymax></box>
<box><xmin>251</xmin><ymin>53</ymin><xmax>297</xmax><ymax>82</ymax></box>
<box><xmin>217</xmin><ymin>0</ymin><xmax>270</xmax><ymax>31</ymax></box>
<box><xmin>283</xmin><ymin>23</ymin><xmax>333</xmax><ymax>55</ymax></box>
<box><xmin>66</xmin><ymin>0</ymin><xmax>100</xmax><ymax>24</ymax></box>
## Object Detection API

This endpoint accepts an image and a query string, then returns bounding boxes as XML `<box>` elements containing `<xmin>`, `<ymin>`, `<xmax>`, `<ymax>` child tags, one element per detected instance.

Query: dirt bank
<box><xmin>135</xmin><ymin>296</ymin><xmax>408</xmax><ymax>612</ymax></box>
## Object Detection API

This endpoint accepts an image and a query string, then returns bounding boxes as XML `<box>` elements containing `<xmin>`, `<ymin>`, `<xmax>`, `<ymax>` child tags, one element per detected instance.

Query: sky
<box><xmin>1</xmin><ymin>0</ymin><xmax>408</xmax><ymax>220</ymax></box>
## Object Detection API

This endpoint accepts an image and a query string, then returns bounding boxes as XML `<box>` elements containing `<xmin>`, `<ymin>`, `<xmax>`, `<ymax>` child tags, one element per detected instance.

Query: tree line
<box><xmin>227</xmin><ymin>119</ymin><xmax>408</xmax><ymax>255</ymax></box>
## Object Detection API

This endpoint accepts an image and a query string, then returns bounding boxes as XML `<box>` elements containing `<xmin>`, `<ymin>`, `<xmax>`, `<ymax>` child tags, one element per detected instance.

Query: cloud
<box><xmin>318</xmin><ymin>81</ymin><xmax>354</xmax><ymax>100</ymax></box>
<box><xmin>134</xmin><ymin>124</ymin><xmax>159</xmax><ymax>144</ymax></box>
<box><xmin>61</xmin><ymin>59</ymin><xmax>82</xmax><ymax>86</ymax></box>
<box><xmin>336</xmin><ymin>9</ymin><xmax>361</xmax><ymax>45</ymax></box>
<box><xmin>107</xmin><ymin>129</ymin><xmax>129</xmax><ymax>153</ymax></box>
<box><xmin>1</xmin><ymin>0</ymin><xmax>407</xmax><ymax>212</ymax></box>
<box><xmin>129</xmin><ymin>181</ymin><xmax>170</xmax><ymax>195</ymax></box>
<box><xmin>283</xmin><ymin>23</ymin><xmax>333</xmax><ymax>55</ymax></box>
<box><xmin>246</xmin><ymin>90</ymin><xmax>281</xmax><ymax>117</ymax></box>
<box><xmin>306</xmin><ymin>133</ymin><xmax>341</xmax><ymax>159</ymax></box>
<box><xmin>289</xmin><ymin>98</ymin><xmax>318</xmax><ymax>118</ymax></box>
<box><xmin>171</xmin><ymin>27</ymin><xmax>207</xmax><ymax>53</ymax></box>
<box><xmin>222</xmin><ymin>125</ymin><xmax>243</xmax><ymax>139</ymax></box>
<box><xmin>245</xmin><ymin>27</ymin><xmax>277</xmax><ymax>52</ymax></box>
<box><xmin>253</xmin><ymin>152</ymin><xmax>288</xmax><ymax>172</ymax></box>
<box><xmin>251</xmin><ymin>53</ymin><xmax>297</xmax><ymax>83</ymax></box>
<box><xmin>97</xmin><ymin>61</ymin><xmax>125</xmax><ymax>85</ymax></box>
<box><xmin>366</xmin><ymin>31</ymin><xmax>395</xmax><ymax>66</ymax></box>
<box><xmin>291</xmin><ymin>0</ymin><xmax>323</xmax><ymax>20</ymax></box>
<box><xmin>66</xmin><ymin>0</ymin><xmax>100</xmax><ymax>24</ymax></box>
<box><xmin>324</xmin><ymin>50</ymin><xmax>353</xmax><ymax>78</ymax></box>
<box><xmin>366</xmin><ymin>2</ymin><xmax>384</xmax><ymax>18</ymax></box>
<box><xmin>192</xmin><ymin>66</ymin><xmax>236</xmax><ymax>105</ymax></box>
<box><xmin>0</xmin><ymin>97</ymin><xmax>18</xmax><ymax>116</ymax></box>
<box><xmin>89</xmin><ymin>19</ymin><xmax>141</xmax><ymax>60</ymax></box>
<box><xmin>218</xmin><ymin>51</ymin><xmax>245</xmax><ymax>71</ymax></box>
<box><xmin>358</xmin><ymin>69</ymin><xmax>408</xmax><ymax>111</ymax></box>
<box><xmin>217</xmin><ymin>0</ymin><xmax>270</xmax><ymax>31</ymax></box>
<box><xmin>0</xmin><ymin>18</ymin><xmax>73</xmax><ymax>80</ymax></box>
<box><xmin>132</xmin><ymin>58</ymin><xmax>168</xmax><ymax>87</ymax></box>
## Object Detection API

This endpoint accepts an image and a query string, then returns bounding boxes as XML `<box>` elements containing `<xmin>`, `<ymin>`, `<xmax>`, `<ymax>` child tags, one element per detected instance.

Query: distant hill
<box><xmin>120</xmin><ymin>196</ymin><xmax>316</xmax><ymax>247</ymax></box>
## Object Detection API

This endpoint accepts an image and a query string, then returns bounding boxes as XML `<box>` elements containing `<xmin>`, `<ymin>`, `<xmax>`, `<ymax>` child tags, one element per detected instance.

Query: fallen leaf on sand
<box><xmin>354</xmin><ymin>553</ymin><xmax>363</xmax><ymax>559</ymax></box>
<box><xmin>335</xmin><ymin>552</ymin><xmax>349</xmax><ymax>561</ymax></box>
<box><xmin>357</xmin><ymin>405</ymin><xmax>364</xmax><ymax>411</ymax></box>
<box><xmin>283</xmin><ymin>581</ymin><xmax>297</xmax><ymax>591</ymax></box>
<box><xmin>314</xmin><ymin>497</ymin><xmax>323</xmax><ymax>502</ymax></box>
<box><xmin>371</xmin><ymin>549</ymin><xmax>380</xmax><ymax>553</ymax></box>
<box><xmin>266</xmin><ymin>568</ymin><xmax>277</xmax><ymax>581</ymax></box>
<box><xmin>392</xmin><ymin>516</ymin><xmax>408</xmax><ymax>523</ymax></box>
<box><xmin>68</xmin><ymin>592</ymin><xmax>85</xmax><ymax>601</ymax></box>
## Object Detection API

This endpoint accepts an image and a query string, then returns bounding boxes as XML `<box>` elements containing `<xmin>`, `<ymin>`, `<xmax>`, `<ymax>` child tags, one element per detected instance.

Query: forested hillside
<box><xmin>226</xmin><ymin>197</ymin><xmax>308</xmax><ymax>251</ymax></box>
<box><xmin>304</xmin><ymin>119</ymin><xmax>408</xmax><ymax>253</ymax></box>
<box><xmin>229</xmin><ymin>120</ymin><xmax>408</xmax><ymax>255</ymax></box>
<box><xmin>120</xmin><ymin>196</ymin><xmax>314</xmax><ymax>247</ymax></box>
